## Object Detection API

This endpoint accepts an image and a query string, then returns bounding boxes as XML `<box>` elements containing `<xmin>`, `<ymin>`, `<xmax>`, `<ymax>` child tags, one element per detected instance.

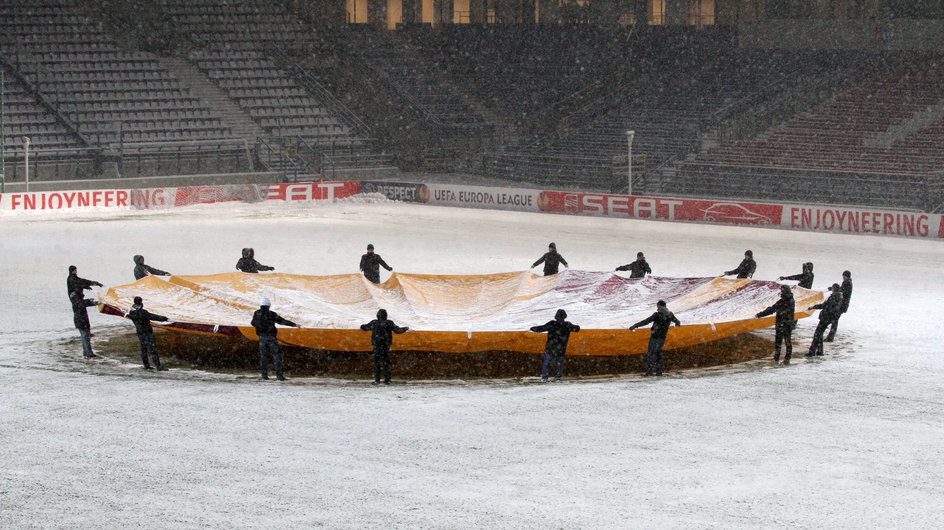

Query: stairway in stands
<box><xmin>159</xmin><ymin>56</ymin><xmax>265</xmax><ymax>143</ymax></box>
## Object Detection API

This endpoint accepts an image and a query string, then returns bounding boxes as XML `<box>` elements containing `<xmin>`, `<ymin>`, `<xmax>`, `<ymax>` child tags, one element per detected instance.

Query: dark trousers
<box><xmin>541</xmin><ymin>352</ymin><xmax>565</xmax><ymax>381</ymax></box>
<box><xmin>774</xmin><ymin>321</ymin><xmax>793</xmax><ymax>361</ymax></box>
<box><xmin>259</xmin><ymin>335</ymin><xmax>283</xmax><ymax>378</ymax></box>
<box><xmin>646</xmin><ymin>336</ymin><xmax>666</xmax><ymax>376</ymax></box>
<box><xmin>138</xmin><ymin>332</ymin><xmax>161</xmax><ymax>368</ymax></box>
<box><xmin>374</xmin><ymin>348</ymin><xmax>391</xmax><ymax>383</ymax></box>
<box><xmin>78</xmin><ymin>327</ymin><xmax>94</xmax><ymax>358</ymax></box>
<box><xmin>808</xmin><ymin>319</ymin><xmax>831</xmax><ymax>356</ymax></box>
<box><xmin>826</xmin><ymin>313</ymin><xmax>843</xmax><ymax>341</ymax></box>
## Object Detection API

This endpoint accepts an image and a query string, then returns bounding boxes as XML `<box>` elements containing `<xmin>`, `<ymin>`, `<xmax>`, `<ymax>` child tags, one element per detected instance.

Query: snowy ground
<box><xmin>1</xmin><ymin>198</ymin><xmax>943</xmax><ymax>529</ymax></box>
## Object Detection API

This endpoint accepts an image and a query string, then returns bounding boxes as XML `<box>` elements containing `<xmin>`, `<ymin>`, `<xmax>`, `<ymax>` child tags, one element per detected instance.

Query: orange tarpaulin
<box><xmin>99</xmin><ymin>271</ymin><xmax>823</xmax><ymax>356</ymax></box>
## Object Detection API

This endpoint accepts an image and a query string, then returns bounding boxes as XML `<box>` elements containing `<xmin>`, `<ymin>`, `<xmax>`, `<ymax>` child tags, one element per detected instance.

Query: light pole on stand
<box><xmin>22</xmin><ymin>136</ymin><xmax>30</xmax><ymax>193</ymax></box>
<box><xmin>1</xmin><ymin>69</ymin><xmax>5</xmax><ymax>193</ymax></box>
<box><xmin>626</xmin><ymin>130</ymin><xmax>635</xmax><ymax>196</ymax></box>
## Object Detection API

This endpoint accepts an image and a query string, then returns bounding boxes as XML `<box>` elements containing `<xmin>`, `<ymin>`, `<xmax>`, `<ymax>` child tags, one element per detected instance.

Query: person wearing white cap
<box><xmin>251</xmin><ymin>297</ymin><xmax>298</xmax><ymax>380</ymax></box>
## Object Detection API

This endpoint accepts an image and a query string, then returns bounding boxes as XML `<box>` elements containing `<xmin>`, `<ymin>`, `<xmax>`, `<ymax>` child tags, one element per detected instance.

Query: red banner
<box><xmin>537</xmin><ymin>191</ymin><xmax>783</xmax><ymax>226</ymax></box>
<box><xmin>0</xmin><ymin>189</ymin><xmax>133</xmax><ymax>211</ymax></box>
<box><xmin>265</xmin><ymin>181</ymin><xmax>360</xmax><ymax>201</ymax></box>
<box><xmin>173</xmin><ymin>185</ymin><xmax>257</xmax><ymax>206</ymax></box>
<box><xmin>784</xmin><ymin>205</ymin><xmax>937</xmax><ymax>238</ymax></box>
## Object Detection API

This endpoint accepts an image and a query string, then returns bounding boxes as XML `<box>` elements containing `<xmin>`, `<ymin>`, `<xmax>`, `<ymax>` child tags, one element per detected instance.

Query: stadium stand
<box><xmin>406</xmin><ymin>24</ymin><xmax>623</xmax><ymax>132</ymax></box>
<box><xmin>0</xmin><ymin>0</ymin><xmax>250</xmax><ymax>178</ymax></box>
<box><xmin>152</xmin><ymin>0</ymin><xmax>395</xmax><ymax>174</ymax></box>
<box><xmin>479</xmin><ymin>38</ymin><xmax>827</xmax><ymax>190</ymax></box>
<box><xmin>338</xmin><ymin>26</ymin><xmax>491</xmax><ymax>134</ymax></box>
<box><xmin>0</xmin><ymin>4</ymin><xmax>233</xmax><ymax>147</ymax></box>
<box><xmin>0</xmin><ymin>0</ymin><xmax>940</xmax><ymax>213</ymax></box>
<box><xmin>1</xmin><ymin>64</ymin><xmax>81</xmax><ymax>151</ymax></box>
<box><xmin>678</xmin><ymin>52</ymin><xmax>944</xmax><ymax>210</ymax></box>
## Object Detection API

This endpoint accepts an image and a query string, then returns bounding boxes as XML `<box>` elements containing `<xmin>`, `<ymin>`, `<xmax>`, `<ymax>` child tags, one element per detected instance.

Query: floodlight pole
<box><xmin>22</xmin><ymin>136</ymin><xmax>30</xmax><ymax>193</ymax></box>
<box><xmin>626</xmin><ymin>130</ymin><xmax>635</xmax><ymax>195</ymax></box>
<box><xmin>1</xmin><ymin>69</ymin><xmax>5</xmax><ymax>193</ymax></box>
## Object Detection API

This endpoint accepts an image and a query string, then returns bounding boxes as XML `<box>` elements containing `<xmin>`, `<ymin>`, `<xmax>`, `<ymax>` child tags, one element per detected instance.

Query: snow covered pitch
<box><xmin>1</xmin><ymin>198</ymin><xmax>942</xmax><ymax>528</ymax></box>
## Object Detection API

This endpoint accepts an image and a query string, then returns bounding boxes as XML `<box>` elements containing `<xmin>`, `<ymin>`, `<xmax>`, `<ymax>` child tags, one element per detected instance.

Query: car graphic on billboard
<box><xmin>702</xmin><ymin>203</ymin><xmax>775</xmax><ymax>225</ymax></box>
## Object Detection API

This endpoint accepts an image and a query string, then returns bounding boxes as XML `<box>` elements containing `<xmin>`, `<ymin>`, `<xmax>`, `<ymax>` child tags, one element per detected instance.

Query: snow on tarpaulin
<box><xmin>99</xmin><ymin>271</ymin><xmax>823</xmax><ymax>355</ymax></box>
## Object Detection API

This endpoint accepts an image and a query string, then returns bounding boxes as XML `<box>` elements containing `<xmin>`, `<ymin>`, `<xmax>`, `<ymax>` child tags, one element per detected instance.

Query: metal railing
<box><xmin>676</xmin><ymin>161</ymin><xmax>932</xmax><ymax>211</ymax></box>
<box><xmin>1</xmin><ymin>68</ymin><xmax>5</xmax><ymax>192</ymax></box>
<box><xmin>267</xmin><ymin>47</ymin><xmax>376</xmax><ymax>139</ymax></box>
<box><xmin>2</xmin><ymin>146</ymin><xmax>102</xmax><ymax>182</ymax></box>
<box><xmin>256</xmin><ymin>137</ymin><xmax>305</xmax><ymax>180</ymax></box>
<box><xmin>2</xmin><ymin>139</ymin><xmax>252</xmax><ymax>182</ymax></box>
<box><xmin>0</xmin><ymin>50</ymin><xmax>90</xmax><ymax>147</ymax></box>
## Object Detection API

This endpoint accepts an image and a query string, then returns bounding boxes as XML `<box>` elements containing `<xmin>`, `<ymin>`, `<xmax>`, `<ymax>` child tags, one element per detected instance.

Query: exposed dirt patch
<box><xmin>98</xmin><ymin>330</ymin><xmax>776</xmax><ymax>379</ymax></box>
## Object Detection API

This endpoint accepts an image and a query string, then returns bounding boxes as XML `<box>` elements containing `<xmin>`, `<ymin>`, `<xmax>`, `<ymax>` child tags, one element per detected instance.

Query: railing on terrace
<box><xmin>117</xmin><ymin>138</ymin><xmax>252</xmax><ymax>177</ymax></box>
<box><xmin>2</xmin><ymin>147</ymin><xmax>100</xmax><ymax>181</ymax></box>
<box><xmin>266</xmin><ymin>48</ymin><xmax>376</xmax><ymax>140</ymax></box>
<box><xmin>256</xmin><ymin>136</ymin><xmax>305</xmax><ymax>180</ymax></box>
<box><xmin>929</xmin><ymin>172</ymin><xmax>944</xmax><ymax>213</ymax></box>
<box><xmin>486</xmin><ymin>153</ymin><xmax>618</xmax><ymax>191</ymax></box>
<box><xmin>339</xmin><ymin>36</ymin><xmax>452</xmax><ymax>138</ymax></box>
<box><xmin>676</xmin><ymin>161</ymin><xmax>932</xmax><ymax>211</ymax></box>
<box><xmin>3</xmin><ymin>138</ymin><xmax>251</xmax><ymax>181</ymax></box>
<box><xmin>0</xmin><ymin>50</ymin><xmax>89</xmax><ymax>147</ymax></box>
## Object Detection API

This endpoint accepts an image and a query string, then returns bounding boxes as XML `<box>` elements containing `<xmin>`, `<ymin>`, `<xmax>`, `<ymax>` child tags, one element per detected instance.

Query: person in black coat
<box><xmin>67</xmin><ymin>265</ymin><xmax>103</xmax><ymax>299</ymax></box>
<box><xmin>724</xmin><ymin>250</ymin><xmax>756</xmax><ymax>279</ymax></box>
<box><xmin>237</xmin><ymin>248</ymin><xmax>275</xmax><ymax>274</ymax></box>
<box><xmin>826</xmin><ymin>270</ymin><xmax>853</xmax><ymax>342</ymax></box>
<box><xmin>360</xmin><ymin>309</ymin><xmax>409</xmax><ymax>384</ymax></box>
<box><xmin>779</xmin><ymin>261</ymin><xmax>813</xmax><ymax>330</ymax></box>
<box><xmin>251</xmin><ymin>297</ymin><xmax>298</xmax><ymax>380</ymax></box>
<box><xmin>127</xmin><ymin>296</ymin><xmax>169</xmax><ymax>370</ymax></box>
<box><xmin>630</xmin><ymin>300</ymin><xmax>681</xmax><ymax>376</ymax></box>
<box><xmin>530</xmin><ymin>309</ymin><xmax>581</xmax><ymax>382</ymax></box>
<box><xmin>532</xmin><ymin>242</ymin><xmax>569</xmax><ymax>276</ymax></box>
<box><xmin>807</xmin><ymin>283</ymin><xmax>843</xmax><ymax>357</ymax></box>
<box><xmin>779</xmin><ymin>262</ymin><xmax>814</xmax><ymax>289</ymax></box>
<box><xmin>756</xmin><ymin>285</ymin><xmax>795</xmax><ymax>363</ymax></box>
<box><xmin>359</xmin><ymin>244</ymin><xmax>392</xmax><ymax>284</ymax></box>
<box><xmin>616</xmin><ymin>252</ymin><xmax>652</xmax><ymax>278</ymax></box>
<box><xmin>133</xmin><ymin>255</ymin><xmax>171</xmax><ymax>281</ymax></box>
<box><xmin>70</xmin><ymin>290</ymin><xmax>100</xmax><ymax>358</ymax></box>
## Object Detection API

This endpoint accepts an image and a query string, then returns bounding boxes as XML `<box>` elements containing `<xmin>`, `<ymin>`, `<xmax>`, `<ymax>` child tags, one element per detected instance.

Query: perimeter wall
<box><xmin>2</xmin><ymin>180</ymin><xmax>941</xmax><ymax>240</ymax></box>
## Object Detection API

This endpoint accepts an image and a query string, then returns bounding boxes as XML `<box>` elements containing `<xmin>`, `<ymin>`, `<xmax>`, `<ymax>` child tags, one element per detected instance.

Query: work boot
<box><xmin>261</xmin><ymin>374</ymin><xmax>269</xmax><ymax>380</ymax></box>
<box><xmin>156</xmin><ymin>366</ymin><xmax>167</xmax><ymax>371</ymax></box>
<box><xmin>276</xmin><ymin>375</ymin><xmax>286</xmax><ymax>381</ymax></box>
